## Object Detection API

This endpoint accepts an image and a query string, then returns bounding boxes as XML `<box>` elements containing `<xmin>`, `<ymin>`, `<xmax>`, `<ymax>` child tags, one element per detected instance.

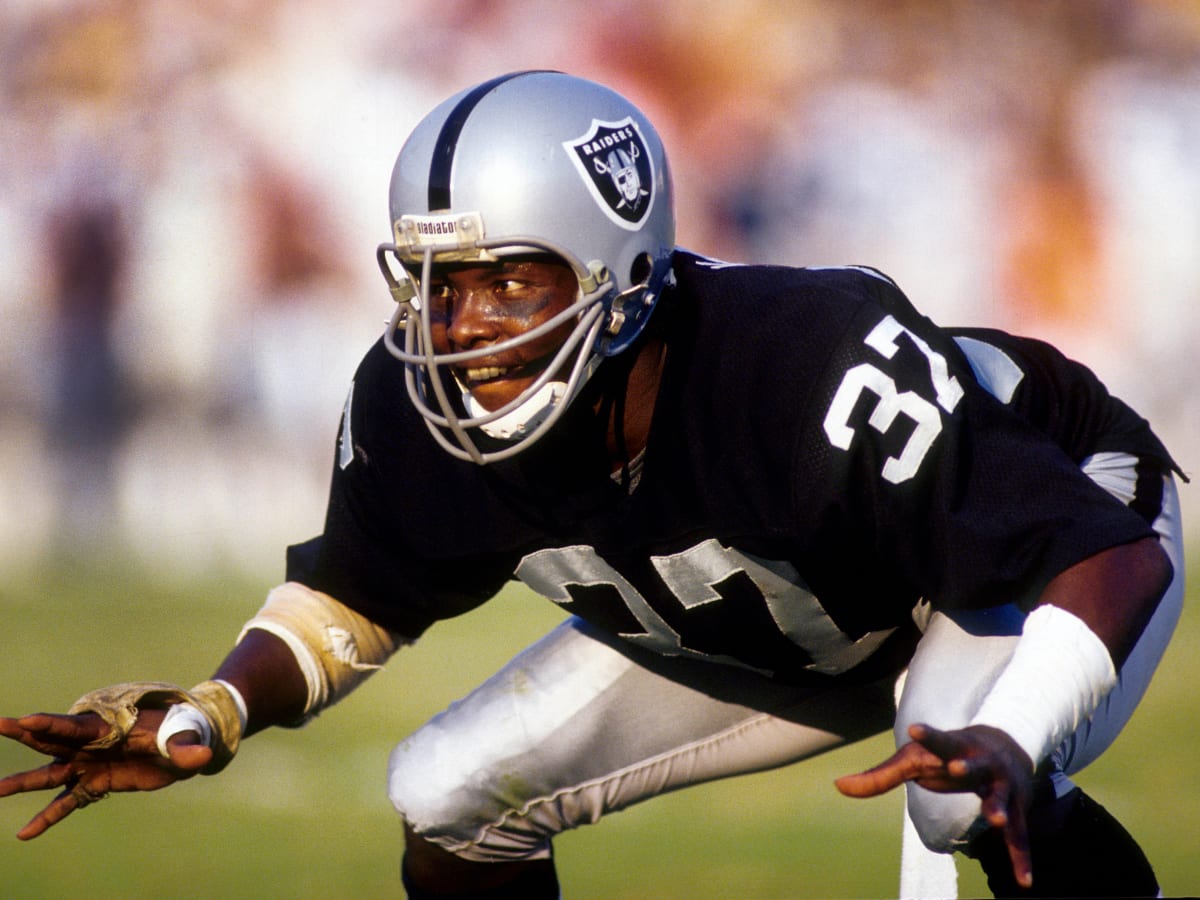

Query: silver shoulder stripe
<box><xmin>338</xmin><ymin>382</ymin><xmax>356</xmax><ymax>470</ymax></box>
<box><xmin>952</xmin><ymin>336</ymin><xmax>1024</xmax><ymax>404</ymax></box>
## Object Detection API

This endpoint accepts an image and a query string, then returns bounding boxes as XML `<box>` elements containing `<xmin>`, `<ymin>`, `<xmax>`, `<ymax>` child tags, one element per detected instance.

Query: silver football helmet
<box><xmin>377</xmin><ymin>71</ymin><xmax>675</xmax><ymax>464</ymax></box>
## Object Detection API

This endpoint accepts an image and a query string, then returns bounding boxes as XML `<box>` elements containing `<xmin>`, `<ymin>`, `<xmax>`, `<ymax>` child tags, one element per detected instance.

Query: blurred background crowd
<box><xmin>2</xmin><ymin>0</ymin><xmax>1198</xmax><ymax>575</ymax></box>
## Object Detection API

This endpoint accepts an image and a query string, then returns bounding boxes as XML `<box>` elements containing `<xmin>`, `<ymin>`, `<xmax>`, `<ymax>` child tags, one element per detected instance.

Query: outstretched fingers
<box><xmin>835</xmin><ymin>723</ymin><xmax>1015</xmax><ymax>798</ymax></box>
<box><xmin>0</xmin><ymin>760</ymin><xmax>77</xmax><ymax>799</ymax></box>
<box><xmin>979</xmin><ymin>774</ymin><xmax>1034</xmax><ymax>889</ymax></box>
<box><xmin>1</xmin><ymin>762</ymin><xmax>110</xmax><ymax>840</ymax></box>
<box><xmin>913</xmin><ymin>723</ymin><xmax>1037</xmax><ymax>889</ymax></box>
<box><xmin>0</xmin><ymin>713</ymin><xmax>111</xmax><ymax>757</ymax></box>
<box><xmin>834</xmin><ymin>737</ymin><xmax>947</xmax><ymax>798</ymax></box>
<box><xmin>15</xmin><ymin>784</ymin><xmax>91</xmax><ymax>841</ymax></box>
<box><xmin>836</xmin><ymin>722</ymin><xmax>1037</xmax><ymax>888</ymax></box>
<box><xmin>5</xmin><ymin>754</ymin><xmax>195</xmax><ymax>841</ymax></box>
<box><xmin>2</xmin><ymin>712</ymin><xmax>214</xmax><ymax>841</ymax></box>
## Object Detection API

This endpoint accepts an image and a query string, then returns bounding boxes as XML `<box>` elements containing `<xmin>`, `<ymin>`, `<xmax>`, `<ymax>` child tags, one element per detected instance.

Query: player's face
<box><xmin>427</xmin><ymin>257</ymin><xmax>579</xmax><ymax>412</ymax></box>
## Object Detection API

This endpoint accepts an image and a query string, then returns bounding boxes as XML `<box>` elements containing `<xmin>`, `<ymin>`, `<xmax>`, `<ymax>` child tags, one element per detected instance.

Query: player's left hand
<box><xmin>834</xmin><ymin>723</ymin><xmax>1035</xmax><ymax>889</ymax></box>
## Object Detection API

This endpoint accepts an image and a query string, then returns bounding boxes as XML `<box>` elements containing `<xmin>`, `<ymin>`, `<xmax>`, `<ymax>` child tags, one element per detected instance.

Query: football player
<box><xmin>0</xmin><ymin>72</ymin><xmax>1185</xmax><ymax>898</ymax></box>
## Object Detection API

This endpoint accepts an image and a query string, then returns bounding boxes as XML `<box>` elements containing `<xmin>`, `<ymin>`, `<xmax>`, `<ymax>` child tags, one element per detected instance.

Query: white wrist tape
<box><xmin>970</xmin><ymin>604</ymin><xmax>1118</xmax><ymax>768</ymax></box>
<box><xmin>157</xmin><ymin>703</ymin><xmax>211</xmax><ymax>756</ymax></box>
<box><xmin>237</xmin><ymin>582</ymin><xmax>405</xmax><ymax>722</ymax></box>
<box><xmin>155</xmin><ymin>680</ymin><xmax>247</xmax><ymax>758</ymax></box>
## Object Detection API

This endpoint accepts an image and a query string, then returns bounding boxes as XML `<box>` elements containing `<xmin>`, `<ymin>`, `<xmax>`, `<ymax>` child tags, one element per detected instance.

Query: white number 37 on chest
<box><xmin>823</xmin><ymin>315</ymin><xmax>964</xmax><ymax>485</ymax></box>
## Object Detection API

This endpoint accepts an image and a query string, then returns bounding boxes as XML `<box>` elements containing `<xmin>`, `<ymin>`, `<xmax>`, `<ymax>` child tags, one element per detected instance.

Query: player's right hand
<box><xmin>0</xmin><ymin>708</ymin><xmax>212</xmax><ymax>840</ymax></box>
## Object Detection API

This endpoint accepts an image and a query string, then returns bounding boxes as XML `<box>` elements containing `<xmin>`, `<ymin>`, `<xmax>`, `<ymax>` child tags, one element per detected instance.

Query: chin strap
<box><xmin>460</xmin><ymin>353</ymin><xmax>603</xmax><ymax>442</ymax></box>
<box><xmin>464</xmin><ymin>381</ymin><xmax>568</xmax><ymax>440</ymax></box>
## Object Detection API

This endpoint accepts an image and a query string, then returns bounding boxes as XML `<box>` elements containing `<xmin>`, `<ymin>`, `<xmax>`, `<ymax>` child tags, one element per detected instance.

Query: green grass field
<box><xmin>1</xmin><ymin>555</ymin><xmax>1197</xmax><ymax>898</ymax></box>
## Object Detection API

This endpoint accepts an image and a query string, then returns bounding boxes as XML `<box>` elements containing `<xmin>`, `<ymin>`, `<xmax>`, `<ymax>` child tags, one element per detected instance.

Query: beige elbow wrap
<box><xmin>238</xmin><ymin>582</ymin><xmax>404</xmax><ymax>721</ymax></box>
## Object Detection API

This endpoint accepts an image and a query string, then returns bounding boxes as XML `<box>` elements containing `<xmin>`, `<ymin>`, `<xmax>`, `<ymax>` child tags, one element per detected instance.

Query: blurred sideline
<box><xmin>2</xmin><ymin>0</ymin><xmax>1197</xmax><ymax>574</ymax></box>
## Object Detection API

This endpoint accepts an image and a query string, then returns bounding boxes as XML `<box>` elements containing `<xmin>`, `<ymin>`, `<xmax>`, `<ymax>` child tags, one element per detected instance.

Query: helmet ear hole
<box><xmin>629</xmin><ymin>252</ymin><xmax>653</xmax><ymax>287</ymax></box>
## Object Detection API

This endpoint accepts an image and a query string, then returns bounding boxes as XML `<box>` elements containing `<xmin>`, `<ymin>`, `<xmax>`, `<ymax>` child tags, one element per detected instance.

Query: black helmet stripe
<box><xmin>427</xmin><ymin>70</ymin><xmax>557</xmax><ymax>211</ymax></box>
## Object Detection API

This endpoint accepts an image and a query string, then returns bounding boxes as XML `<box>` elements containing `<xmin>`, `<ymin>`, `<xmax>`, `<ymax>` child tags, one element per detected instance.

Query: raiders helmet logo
<box><xmin>563</xmin><ymin>117</ymin><xmax>655</xmax><ymax>231</ymax></box>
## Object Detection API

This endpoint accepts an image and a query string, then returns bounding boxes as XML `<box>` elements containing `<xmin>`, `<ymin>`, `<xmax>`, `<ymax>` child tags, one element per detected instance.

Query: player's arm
<box><xmin>215</xmin><ymin>580</ymin><xmax>408</xmax><ymax>733</ymax></box>
<box><xmin>836</xmin><ymin>535</ymin><xmax>1172</xmax><ymax>886</ymax></box>
<box><xmin>208</xmin><ymin>628</ymin><xmax>309</xmax><ymax>737</ymax></box>
<box><xmin>0</xmin><ymin>582</ymin><xmax>404</xmax><ymax>840</ymax></box>
<box><xmin>1035</xmin><ymin>534</ymin><xmax>1170</xmax><ymax>670</ymax></box>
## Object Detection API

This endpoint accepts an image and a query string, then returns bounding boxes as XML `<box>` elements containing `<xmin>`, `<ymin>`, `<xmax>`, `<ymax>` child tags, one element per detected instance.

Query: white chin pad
<box><xmin>465</xmin><ymin>381</ymin><xmax>568</xmax><ymax>440</ymax></box>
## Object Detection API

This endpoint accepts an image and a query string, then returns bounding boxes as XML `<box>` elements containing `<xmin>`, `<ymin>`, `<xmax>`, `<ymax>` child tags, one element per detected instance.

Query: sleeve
<box><xmin>284</xmin><ymin>342</ymin><xmax>511</xmax><ymax>639</ymax></box>
<box><xmin>947</xmin><ymin>326</ymin><xmax>1184</xmax><ymax>479</ymax></box>
<box><xmin>793</xmin><ymin>279</ymin><xmax>1157</xmax><ymax>616</ymax></box>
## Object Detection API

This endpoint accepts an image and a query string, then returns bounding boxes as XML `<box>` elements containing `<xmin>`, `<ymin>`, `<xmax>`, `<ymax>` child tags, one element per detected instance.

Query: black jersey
<box><xmin>287</xmin><ymin>251</ymin><xmax>1176</xmax><ymax>682</ymax></box>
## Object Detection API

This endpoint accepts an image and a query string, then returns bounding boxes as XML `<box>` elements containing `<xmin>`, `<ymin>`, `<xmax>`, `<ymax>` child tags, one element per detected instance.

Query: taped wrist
<box><xmin>237</xmin><ymin>581</ymin><xmax>404</xmax><ymax>723</ymax></box>
<box><xmin>970</xmin><ymin>605</ymin><xmax>1118</xmax><ymax>769</ymax></box>
<box><xmin>155</xmin><ymin>679</ymin><xmax>248</xmax><ymax>760</ymax></box>
<box><xmin>68</xmin><ymin>679</ymin><xmax>245</xmax><ymax>774</ymax></box>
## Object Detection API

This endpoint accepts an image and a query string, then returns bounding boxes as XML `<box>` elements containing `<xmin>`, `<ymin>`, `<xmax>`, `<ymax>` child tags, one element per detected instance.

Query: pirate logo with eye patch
<box><xmin>564</xmin><ymin>117</ymin><xmax>655</xmax><ymax>230</ymax></box>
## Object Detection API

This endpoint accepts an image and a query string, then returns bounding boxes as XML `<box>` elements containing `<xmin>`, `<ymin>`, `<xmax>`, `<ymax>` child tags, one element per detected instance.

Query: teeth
<box><xmin>465</xmin><ymin>366</ymin><xmax>509</xmax><ymax>381</ymax></box>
